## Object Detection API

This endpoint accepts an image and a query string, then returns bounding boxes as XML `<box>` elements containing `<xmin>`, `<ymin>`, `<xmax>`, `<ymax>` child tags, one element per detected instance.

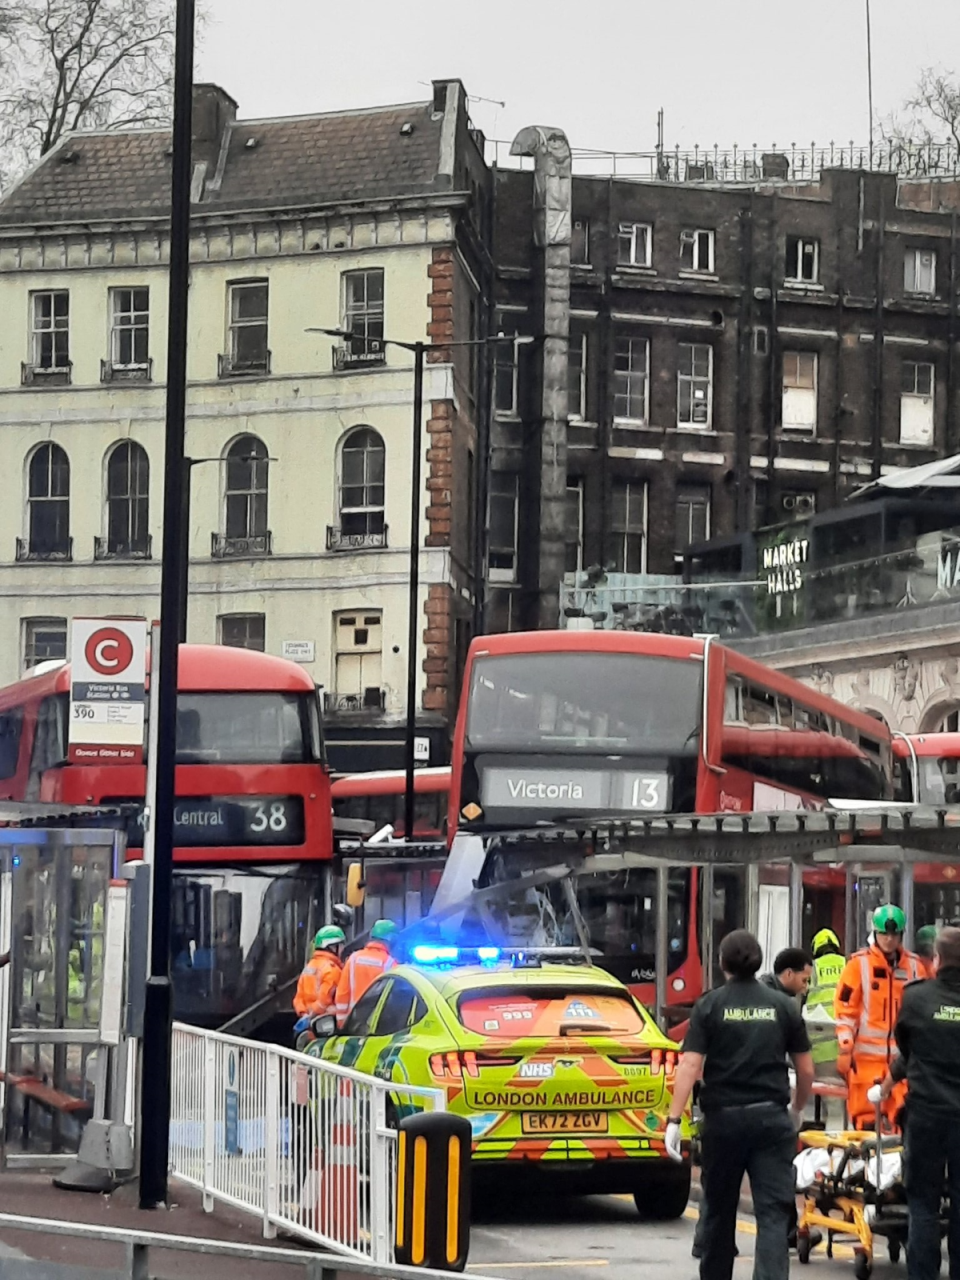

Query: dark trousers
<box><xmin>904</xmin><ymin>1104</ymin><xmax>960</xmax><ymax>1280</ymax></box>
<box><xmin>699</xmin><ymin>1104</ymin><xmax>796</xmax><ymax>1280</ymax></box>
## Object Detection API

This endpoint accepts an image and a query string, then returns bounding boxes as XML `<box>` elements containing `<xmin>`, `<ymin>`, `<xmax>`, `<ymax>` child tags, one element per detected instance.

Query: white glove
<box><xmin>866</xmin><ymin>1084</ymin><xmax>884</xmax><ymax>1105</ymax></box>
<box><xmin>664</xmin><ymin>1120</ymin><xmax>683</xmax><ymax>1163</ymax></box>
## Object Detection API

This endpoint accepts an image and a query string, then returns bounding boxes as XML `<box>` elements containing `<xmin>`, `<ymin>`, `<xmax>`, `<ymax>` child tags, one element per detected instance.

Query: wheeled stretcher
<box><xmin>794</xmin><ymin>1128</ymin><xmax>907</xmax><ymax>1280</ymax></box>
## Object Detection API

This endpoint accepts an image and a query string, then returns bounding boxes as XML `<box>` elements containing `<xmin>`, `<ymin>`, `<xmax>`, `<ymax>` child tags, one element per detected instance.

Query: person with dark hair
<box><xmin>761</xmin><ymin>947</ymin><xmax>814</xmax><ymax>1003</ymax></box>
<box><xmin>872</xmin><ymin>926</ymin><xmax>960</xmax><ymax>1280</ymax></box>
<box><xmin>665</xmin><ymin>929</ymin><xmax>814</xmax><ymax>1280</ymax></box>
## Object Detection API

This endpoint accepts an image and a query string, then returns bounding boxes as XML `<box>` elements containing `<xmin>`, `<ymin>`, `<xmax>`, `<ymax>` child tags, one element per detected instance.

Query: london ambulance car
<box><xmin>311</xmin><ymin>949</ymin><xmax>692</xmax><ymax>1218</ymax></box>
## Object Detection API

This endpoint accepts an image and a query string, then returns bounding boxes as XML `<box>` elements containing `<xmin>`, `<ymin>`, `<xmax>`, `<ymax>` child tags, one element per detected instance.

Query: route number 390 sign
<box><xmin>68</xmin><ymin>617</ymin><xmax>148</xmax><ymax>764</ymax></box>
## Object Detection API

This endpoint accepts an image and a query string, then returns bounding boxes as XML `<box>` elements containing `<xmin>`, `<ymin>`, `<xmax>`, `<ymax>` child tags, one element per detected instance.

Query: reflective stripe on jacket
<box><xmin>807</xmin><ymin>952</ymin><xmax>845</xmax><ymax>1011</ymax></box>
<box><xmin>834</xmin><ymin>942</ymin><xmax>927</xmax><ymax>1064</ymax></box>
<box><xmin>334</xmin><ymin>941</ymin><xmax>395</xmax><ymax>1021</ymax></box>
<box><xmin>293</xmin><ymin>949</ymin><xmax>343</xmax><ymax>1017</ymax></box>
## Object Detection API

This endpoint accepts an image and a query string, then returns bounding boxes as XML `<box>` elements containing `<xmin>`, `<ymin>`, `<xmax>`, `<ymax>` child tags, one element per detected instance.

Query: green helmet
<box><xmin>371</xmin><ymin>919</ymin><xmax>399</xmax><ymax>943</ymax></box>
<box><xmin>812</xmin><ymin>927</ymin><xmax>841</xmax><ymax>956</ymax></box>
<box><xmin>916</xmin><ymin>925</ymin><xmax>938</xmax><ymax>946</ymax></box>
<box><xmin>314</xmin><ymin>925</ymin><xmax>346</xmax><ymax>949</ymax></box>
<box><xmin>873</xmin><ymin>903</ymin><xmax>907</xmax><ymax>935</ymax></box>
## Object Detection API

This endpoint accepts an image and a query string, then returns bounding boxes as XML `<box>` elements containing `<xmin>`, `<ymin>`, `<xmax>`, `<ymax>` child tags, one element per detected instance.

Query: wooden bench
<box><xmin>0</xmin><ymin>1070</ymin><xmax>93</xmax><ymax>1149</ymax></box>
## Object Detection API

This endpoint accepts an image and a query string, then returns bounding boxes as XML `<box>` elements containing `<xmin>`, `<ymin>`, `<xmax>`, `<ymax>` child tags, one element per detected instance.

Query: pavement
<box><xmin>0</xmin><ymin>1172</ymin><xmax>312</xmax><ymax>1278</ymax></box>
<box><xmin>0</xmin><ymin>1167</ymin><xmax>910</xmax><ymax>1280</ymax></box>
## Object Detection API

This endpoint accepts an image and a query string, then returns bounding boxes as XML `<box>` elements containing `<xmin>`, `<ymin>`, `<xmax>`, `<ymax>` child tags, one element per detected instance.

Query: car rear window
<box><xmin>456</xmin><ymin>986</ymin><xmax>648</xmax><ymax>1038</ymax></box>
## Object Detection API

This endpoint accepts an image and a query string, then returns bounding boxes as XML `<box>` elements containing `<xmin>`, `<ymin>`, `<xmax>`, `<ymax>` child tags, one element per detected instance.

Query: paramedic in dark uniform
<box><xmin>873</xmin><ymin>925</ymin><xmax>960</xmax><ymax>1280</ymax></box>
<box><xmin>665</xmin><ymin>929</ymin><xmax>814</xmax><ymax>1280</ymax></box>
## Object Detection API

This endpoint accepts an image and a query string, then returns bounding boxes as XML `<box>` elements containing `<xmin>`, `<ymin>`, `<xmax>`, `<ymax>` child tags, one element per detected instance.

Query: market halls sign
<box><xmin>937</xmin><ymin>543</ymin><xmax>960</xmax><ymax>592</ymax></box>
<box><xmin>760</xmin><ymin>537</ymin><xmax>811</xmax><ymax>595</ymax></box>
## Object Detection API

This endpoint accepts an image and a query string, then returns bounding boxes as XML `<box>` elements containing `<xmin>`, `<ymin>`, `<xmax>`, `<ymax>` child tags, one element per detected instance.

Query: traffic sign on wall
<box><xmin>68</xmin><ymin>617</ymin><xmax>147</xmax><ymax>764</ymax></box>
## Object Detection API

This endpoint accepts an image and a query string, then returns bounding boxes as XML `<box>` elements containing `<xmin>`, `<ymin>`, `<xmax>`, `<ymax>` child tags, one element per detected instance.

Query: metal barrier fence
<box><xmin>169</xmin><ymin>1023</ymin><xmax>445</xmax><ymax>1265</ymax></box>
<box><xmin>0</xmin><ymin>1212</ymin><xmax>499</xmax><ymax>1280</ymax></box>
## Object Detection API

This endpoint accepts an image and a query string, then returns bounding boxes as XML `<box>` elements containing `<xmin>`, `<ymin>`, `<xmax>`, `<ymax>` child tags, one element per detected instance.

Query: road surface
<box><xmin>470</xmin><ymin>1189</ymin><xmax>903</xmax><ymax>1280</ymax></box>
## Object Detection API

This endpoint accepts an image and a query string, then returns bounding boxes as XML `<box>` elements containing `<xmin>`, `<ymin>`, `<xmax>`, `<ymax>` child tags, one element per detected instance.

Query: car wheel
<box><xmin>633</xmin><ymin>1163</ymin><xmax>692</xmax><ymax>1220</ymax></box>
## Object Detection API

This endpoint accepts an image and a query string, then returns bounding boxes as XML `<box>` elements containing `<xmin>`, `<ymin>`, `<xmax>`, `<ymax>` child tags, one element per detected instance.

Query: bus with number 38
<box><xmin>0</xmin><ymin>644</ymin><xmax>332</xmax><ymax>1031</ymax></box>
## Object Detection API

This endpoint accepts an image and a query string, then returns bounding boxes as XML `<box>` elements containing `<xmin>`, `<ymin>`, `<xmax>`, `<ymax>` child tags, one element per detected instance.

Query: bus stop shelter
<box><xmin>423</xmin><ymin>806</ymin><xmax>960</xmax><ymax>1029</ymax></box>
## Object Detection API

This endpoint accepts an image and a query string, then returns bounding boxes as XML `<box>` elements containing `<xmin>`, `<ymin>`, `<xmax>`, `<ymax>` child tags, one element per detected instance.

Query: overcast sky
<box><xmin>198</xmin><ymin>0</ymin><xmax>960</xmax><ymax>159</ymax></box>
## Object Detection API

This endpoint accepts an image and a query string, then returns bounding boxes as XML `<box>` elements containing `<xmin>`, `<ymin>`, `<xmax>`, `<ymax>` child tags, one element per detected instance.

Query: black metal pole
<box><xmin>139</xmin><ymin>0</ymin><xmax>194</xmax><ymax>1210</ymax></box>
<box><xmin>403</xmin><ymin>342</ymin><xmax>425</xmax><ymax>842</ymax></box>
<box><xmin>179</xmin><ymin>457</ymin><xmax>192</xmax><ymax>644</ymax></box>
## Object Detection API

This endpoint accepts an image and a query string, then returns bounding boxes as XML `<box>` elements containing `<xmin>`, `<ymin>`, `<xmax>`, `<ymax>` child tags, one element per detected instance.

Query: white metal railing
<box><xmin>169</xmin><ymin>1022</ymin><xmax>445</xmax><ymax>1265</ymax></box>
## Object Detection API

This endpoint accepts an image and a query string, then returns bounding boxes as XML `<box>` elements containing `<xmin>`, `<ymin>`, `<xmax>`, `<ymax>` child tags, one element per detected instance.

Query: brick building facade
<box><xmin>487</xmin><ymin>156</ymin><xmax>960</xmax><ymax>632</ymax></box>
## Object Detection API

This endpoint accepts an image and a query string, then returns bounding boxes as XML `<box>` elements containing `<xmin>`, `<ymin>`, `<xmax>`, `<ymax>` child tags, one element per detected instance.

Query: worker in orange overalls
<box><xmin>334</xmin><ymin>919</ymin><xmax>398</xmax><ymax>1023</ymax></box>
<box><xmin>834</xmin><ymin>903</ymin><xmax>929</xmax><ymax>1129</ymax></box>
<box><xmin>293</xmin><ymin>926</ymin><xmax>346</xmax><ymax>1019</ymax></box>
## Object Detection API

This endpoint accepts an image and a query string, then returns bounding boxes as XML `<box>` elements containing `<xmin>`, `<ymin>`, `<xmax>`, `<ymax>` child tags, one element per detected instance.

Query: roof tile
<box><xmin>0</xmin><ymin>100</ymin><xmax>443</xmax><ymax>226</ymax></box>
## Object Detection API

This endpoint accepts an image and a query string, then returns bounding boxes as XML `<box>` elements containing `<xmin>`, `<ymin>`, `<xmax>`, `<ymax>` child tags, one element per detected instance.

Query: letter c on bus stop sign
<box><xmin>84</xmin><ymin>627</ymin><xmax>134</xmax><ymax>676</ymax></box>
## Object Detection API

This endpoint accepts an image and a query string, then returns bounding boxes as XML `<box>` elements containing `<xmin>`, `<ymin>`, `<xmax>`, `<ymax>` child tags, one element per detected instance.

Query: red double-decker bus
<box><xmin>0</xmin><ymin>645</ymin><xmax>332</xmax><ymax>1029</ymax></box>
<box><xmin>446</xmin><ymin>631</ymin><xmax>892</xmax><ymax>1012</ymax></box>
<box><xmin>892</xmin><ymin>733</ymin><xmax>960</xmax><ymax>927</ymax></box>
<box><xmin>331</xmin><ymin>767</ymin><xmax>450</xmax><ymax>845</ymax></box>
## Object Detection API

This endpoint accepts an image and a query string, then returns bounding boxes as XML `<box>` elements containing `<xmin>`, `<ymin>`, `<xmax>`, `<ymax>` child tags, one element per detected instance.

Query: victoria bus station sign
<box><xmin>68</xmin><ymin>617</ymin><xmax>147</xmax><ymax>764</ymax></box>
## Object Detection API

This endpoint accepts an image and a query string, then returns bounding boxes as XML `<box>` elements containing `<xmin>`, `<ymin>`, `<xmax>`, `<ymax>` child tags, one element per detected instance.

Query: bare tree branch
<box><xmin>879</xmin><ymin>66</ymin><xmax>960</xmax><ymax>174</ymax></box>
<box><xmin>0</xmin><ymin>0</ymin><xmax>187</xmax><ymax>192</ymax></box>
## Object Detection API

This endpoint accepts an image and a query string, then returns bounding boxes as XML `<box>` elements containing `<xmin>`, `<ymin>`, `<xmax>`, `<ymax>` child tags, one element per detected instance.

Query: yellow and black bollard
<box><xmin>395</xmin><ymin>1112</ymin><xmax>472</xmax><ymax>1271</ymax></box>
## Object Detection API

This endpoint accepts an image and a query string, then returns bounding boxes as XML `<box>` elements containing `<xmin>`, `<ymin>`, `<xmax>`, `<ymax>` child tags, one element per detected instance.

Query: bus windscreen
<box><xmin>465</xmin><ymin>653</ymin><xmax>702</xmax><ymax>756</ymax></box>
<box><xmin>174</xmin><ymin>693</ymin><xmax>320</xmax><ymax>765</ymax></box>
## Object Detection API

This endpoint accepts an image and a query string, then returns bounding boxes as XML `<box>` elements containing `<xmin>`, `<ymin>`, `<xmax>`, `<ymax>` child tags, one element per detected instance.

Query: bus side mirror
<box><xmin>346</xmin><ymin>862</ymin><xmax>366</xmax><ymax>910</ymax></box>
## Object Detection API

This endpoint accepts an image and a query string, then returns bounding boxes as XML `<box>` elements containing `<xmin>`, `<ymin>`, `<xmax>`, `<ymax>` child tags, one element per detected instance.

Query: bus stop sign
<box><xmin>69</xmin><ymin>617</ymin><xmax>147</xmax><ymax>764</ymax></box>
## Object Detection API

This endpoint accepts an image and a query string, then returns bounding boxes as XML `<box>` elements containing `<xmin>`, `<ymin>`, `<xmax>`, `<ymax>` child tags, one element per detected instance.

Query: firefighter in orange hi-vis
<box><xmin>293</xmin><ymin>926</ymin><xmax>346</xmax><ymax>1019</ymax></box>
<box><xmin>834</xmin><ymin>903</ymin><xmax>930</xmax><ymax>1130</ymax></box>
<box><xmin>334</xmin><ymin>919</ymin><xmax>398</xmax><ymax>1023</ymax></box>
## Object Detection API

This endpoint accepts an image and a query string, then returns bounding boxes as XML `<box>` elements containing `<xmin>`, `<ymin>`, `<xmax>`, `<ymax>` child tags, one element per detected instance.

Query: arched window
<box><xmin>26</xmin><ymin>443</ymin><xmax>70</xmax><ymax>558</ymax></box>
<box><xmin>220</xmin><ymin>435</ymin><xmax>270</xmax><ymax>556</ymax></box>
<box><xmin>105</xmin><ymin>441</ymin><xmax>150</xmax><ymax>557</ymax></box>
<box><xmin>337</xmin><ymin>428</ymin><xmax>385</xmax><ymax>548</ymax></box>
<box><xmin>931</xmin><ymin>706</ymin><xmax>960</xmax><ymax>734</ymax></box>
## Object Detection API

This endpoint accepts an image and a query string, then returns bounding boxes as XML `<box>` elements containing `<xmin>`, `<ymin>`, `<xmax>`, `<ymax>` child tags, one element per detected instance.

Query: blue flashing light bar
<box><xmin>410</xmin><ymin>944</ymin><xmax>502</xmax><ymax>967</ymax></box>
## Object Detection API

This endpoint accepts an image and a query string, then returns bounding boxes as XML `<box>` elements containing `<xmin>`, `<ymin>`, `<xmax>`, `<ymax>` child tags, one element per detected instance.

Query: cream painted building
<box><xmin>0</xmin><ymin>81</ymin><xmax>491</xmax><ymax>768</ymax></box>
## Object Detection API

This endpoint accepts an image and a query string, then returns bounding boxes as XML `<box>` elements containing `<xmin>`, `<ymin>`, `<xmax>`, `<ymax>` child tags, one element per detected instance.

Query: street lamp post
<box><xmin>139</xmin><ymin>0</ymin><xmax>195</xmax><ymax>1211</ymax></box>
<box><xmin>403</xmin><ymin>343</ymin><xmax>426</xmax><ymax>842</ymax></box>
<box><xmin>308</xmin><ymin>328</ymin><xmax>529</xmax><ymax>841</ymax></box>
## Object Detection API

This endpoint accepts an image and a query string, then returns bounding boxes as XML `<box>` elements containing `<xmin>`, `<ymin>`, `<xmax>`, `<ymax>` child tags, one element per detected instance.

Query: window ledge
<box><xmin>494</xmin><ymin>411</ymin><xmax>522</xmax><ymax>422</ymax></box>
<box><xmin>783</xmin><ymin>280</ymin><xmax>824</xmax><ymax>292</ymax></box>
<box><xmin>887</xmin><ymin>440</ymin><xmax>936</xmax><ymax>450</ymax></box>
<box><xmin>218</xmin><ymin>352</ymin><xmax>272</xmax><ymax>379</ymax></box>
<box><xmin>678</xmin><ymin>270</ymin><xmax>719</xmax><ymax>282</ymax></box>
<box><xmin>671</xmin><ymin>425</ymin><xmax>720</xmax><ymax>436</ymax></box>
<box><xmin>612</xmin><ymin>416</ymin><xmax>652</xmax><ymax>428</ymax></box>
<box><xmin>904</xmin><ymin>291</ymin><xmax>939</xmax><ymax>301</ymax></box>
<box><xmin>616</xmin><ymin>264</ymin><xmax>656</xmax><ymax>275</ymax></box>
<box><xmin>21</xmin><ymin>363</ymin><xmax>72</xmax><ymax>388</ymax></box>
<box><xmin>568</xmin><ymin>418</ymin><xmax>597</xmax><ymax>428</ymax></box>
